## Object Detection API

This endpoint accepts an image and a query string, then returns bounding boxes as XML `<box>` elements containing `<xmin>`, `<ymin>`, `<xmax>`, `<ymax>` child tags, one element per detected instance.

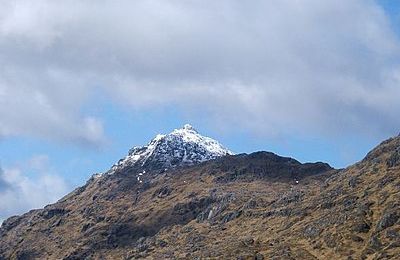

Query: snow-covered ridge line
<box><xmin>106</xmin><ymin>124</ymin><xmax>233</xmax><ymax>175</ymax></box>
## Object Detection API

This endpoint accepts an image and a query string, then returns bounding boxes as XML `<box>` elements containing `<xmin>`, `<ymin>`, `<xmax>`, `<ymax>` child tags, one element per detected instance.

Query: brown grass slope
<box><xmin>0</xmin><ymin>138</ymin><xmax>400</xmax><ymax>259</ymax></box>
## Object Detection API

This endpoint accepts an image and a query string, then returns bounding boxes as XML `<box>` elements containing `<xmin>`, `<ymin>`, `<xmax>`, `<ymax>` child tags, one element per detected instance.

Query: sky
<box><xmin>1</xmin><ymin>0</ymin><xmax>400</xmax><ymax>222</ymax></box>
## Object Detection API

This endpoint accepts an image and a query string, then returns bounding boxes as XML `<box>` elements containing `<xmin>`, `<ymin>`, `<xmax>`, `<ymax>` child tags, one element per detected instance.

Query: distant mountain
<box><xmin>108</xmin><ymin>124</ymin><xmax>233</xmax><ymax>175</ymax></box>
<box><xmin>1</xmin><ymin>126</ymin><xmax>400</xmax><ymax>259</ymax></box>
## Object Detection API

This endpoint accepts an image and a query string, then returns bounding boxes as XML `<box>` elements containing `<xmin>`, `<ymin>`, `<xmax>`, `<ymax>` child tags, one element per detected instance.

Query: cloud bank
<box><xmin>0</xmin><ymin>155</ymin><xmax>70</xmax><ymax>223</ymax></box>
<box><xmin>0</xmin><ymin>0</ymin><xmax>399</xmax><ymax>144</ymax></box>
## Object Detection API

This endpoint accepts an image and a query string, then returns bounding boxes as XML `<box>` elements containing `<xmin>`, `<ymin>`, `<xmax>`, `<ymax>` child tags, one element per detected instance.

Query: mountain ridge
<box><xmin>1</xmin><ymin>128</ymin><xmax>400</xmax><ymax>259</ymax></box>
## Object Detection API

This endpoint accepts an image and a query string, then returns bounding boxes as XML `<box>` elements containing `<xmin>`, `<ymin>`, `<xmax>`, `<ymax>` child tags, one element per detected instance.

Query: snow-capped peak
<box><xmin>109</xmin><ymin>124</ymin><xmax>233</xmax><ymax>174</ymax></box>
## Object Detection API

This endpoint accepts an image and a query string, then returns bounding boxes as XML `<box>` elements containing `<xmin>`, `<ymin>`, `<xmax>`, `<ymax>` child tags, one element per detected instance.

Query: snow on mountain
<box><xmin>108</xmin><ymin>124</ymin><xmax>233</xmax><ymax>174</ymax></box>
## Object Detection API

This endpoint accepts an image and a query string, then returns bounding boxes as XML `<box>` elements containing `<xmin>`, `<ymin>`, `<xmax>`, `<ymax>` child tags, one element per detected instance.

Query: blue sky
<box><xmin>1</xmin><ymin>0</ymin><xmax>400</xmax><ymax>221</ymax></box>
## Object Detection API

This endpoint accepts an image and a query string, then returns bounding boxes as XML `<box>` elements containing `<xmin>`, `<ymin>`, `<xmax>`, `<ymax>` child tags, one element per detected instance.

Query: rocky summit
<box><xmin>108</xmin><ymin>124</ymin><xmax>233</xmax><ymax>174</ymax></box>
<box><xmin>1</xmin><ymin>126</ymin><xmax>400</xmax><ymax>259</ymax></box>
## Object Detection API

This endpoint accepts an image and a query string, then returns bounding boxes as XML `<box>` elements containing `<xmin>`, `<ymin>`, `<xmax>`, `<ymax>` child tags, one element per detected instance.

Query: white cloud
<box><xmin>0</xmin><ymin>155</ymin><xmax>70</xmax><ymax>222</ymax></box>
<box><xmin>0</xmin><ymin>0</ymin><xmax>399</xmax><ymax>141</ymax></box>
<box><xmin>0</xmin><ymin>65</ymin><xmax>107</xmax><ymax>147</ymax></box>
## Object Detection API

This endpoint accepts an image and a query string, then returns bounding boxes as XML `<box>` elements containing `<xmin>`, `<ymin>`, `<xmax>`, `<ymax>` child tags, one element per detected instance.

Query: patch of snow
<box><xmin>93</xmin><ymin>173</ymin><xmax>103</xmax><ymax>179</ymax></box>
<box><xmin>89</xmin><ymin>172</ymin><xmax>103</xmax><ymax>181</ymax></box>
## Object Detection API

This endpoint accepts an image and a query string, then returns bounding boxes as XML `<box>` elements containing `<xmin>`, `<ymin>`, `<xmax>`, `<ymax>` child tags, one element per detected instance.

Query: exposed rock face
<box><xmin>1</xmin><ymin>131</ymin><xmax>400</xmax><ymax>259</ymax></box>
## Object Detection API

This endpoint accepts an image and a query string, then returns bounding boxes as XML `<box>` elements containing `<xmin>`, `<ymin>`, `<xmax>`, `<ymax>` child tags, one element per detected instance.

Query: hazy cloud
<box><xmin>0</xmin><ymin>0</ymin><xmax>399</xmax><ymax>142</ymax></box>
<box><xmin>0</xmin><ymin>155</ymin><xmax>70</xmax><ymax>222</ymax></box>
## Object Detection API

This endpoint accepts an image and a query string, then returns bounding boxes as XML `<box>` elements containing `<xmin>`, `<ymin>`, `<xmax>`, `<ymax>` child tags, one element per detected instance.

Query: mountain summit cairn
<box><xmin>109</xmin><ymin>124</ymin><xmax>233</xmax><ymax>174</ymax></box>
<box><xmin>182</xmin><ymin>123</ymin><xmax>196</xmax><ymax>132</ymax></box>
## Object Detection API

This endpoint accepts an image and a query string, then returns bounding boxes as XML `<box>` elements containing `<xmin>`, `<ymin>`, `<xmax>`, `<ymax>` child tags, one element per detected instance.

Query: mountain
<box><xmin>108</xmin><ymin>124</ymin><xmax>233</xmax><ymax>175</ymax></box>
<box><xmin>1</xmin><ymin>127</ymin><xmax>400</xmax><ymax>259</ymax></box>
